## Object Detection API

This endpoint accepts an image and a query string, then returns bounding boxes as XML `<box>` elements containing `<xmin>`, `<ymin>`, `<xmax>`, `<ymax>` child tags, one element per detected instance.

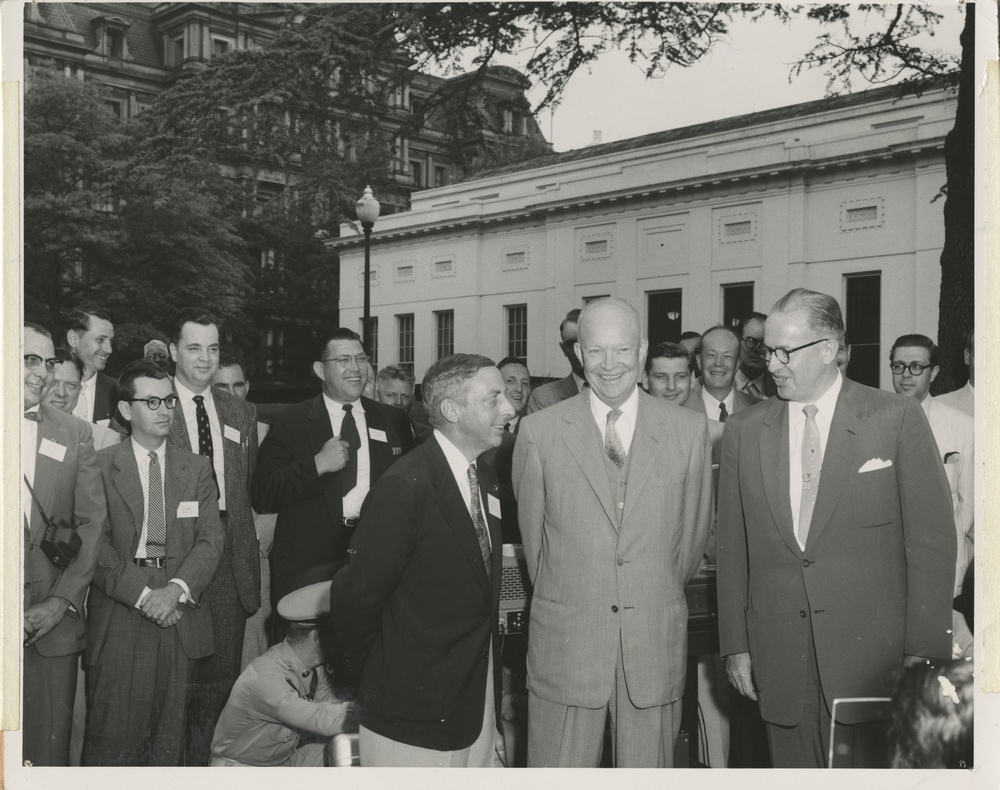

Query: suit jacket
<box><xmin>512</xmin><ymin>389</ymin><xmax>713</xmax><ymax>708</ymax></box>
<box><xmin>24</xmin><ymin>404</ymin><xmax>106</xmax><ymax>657</ymax></box>
<box><xmin>92</xmin><ymin>371</ymin><xmax>118</xmax><ymax>424</ymax></box>
<box><xmin>86</xmin><ymin>441</ymin><xmax>224</xmax><ymax>663</ymax></box>
<box><xmin>525</xmin><ymin>373</ymin><xmax>580</xmax><ymax>414</ymax></box>
<box><xmin>923</xmin><ymin>395</ymin><xmax>975</xmax><ymax>596</ymax></box>
<box><xmin>936</xmin><ymin>380</ymin><xmax>974</xmax><ymax>418</ymax></box>
<box><xmin>478</xmin><ymin>430</ymin><xmax>520</xmax><ymax>544</ymax></box>
<box><xmin>252</xmin><ymin>395</ymin><xmax>414</xmax><ymax>600</ymax></box>
<box><xmin>330</xmin><ymin>435</ymin><xmax>503</xmax><ymax>751</ymax></box>
<box><xmin>168</xmin><ymin>388</ymin><xmax>259</xmax><ymax>613</ymax></box>
<box><xmin>716</xmin><ymin>378</ymin><xmax>956</xmax><ymax>726</ymax></box>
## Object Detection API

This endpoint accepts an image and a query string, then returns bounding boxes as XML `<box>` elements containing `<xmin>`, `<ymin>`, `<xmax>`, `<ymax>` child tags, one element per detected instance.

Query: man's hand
<box><xmin>726</xmin><ymin>652</ymin><xmax>758</xmax><ymax>700</ymax></box>
<box><xmin>158</xmin><ymin>609</ymin><xmax>183</xmax><ymax>628</ymax></box>
<box><xmin>140</xmin><ymin>583</ymin><xmax>183</xmax><ymax>626</ymax></box>
<box><xmin>23</xmin><ymin>597</ymin><xmax>70</xmax><ymax>647</ymax></box>
<box><xmin>314</xmin><ymin>436</ymin><xmax>350</xmax><ymax>476</ymax></box>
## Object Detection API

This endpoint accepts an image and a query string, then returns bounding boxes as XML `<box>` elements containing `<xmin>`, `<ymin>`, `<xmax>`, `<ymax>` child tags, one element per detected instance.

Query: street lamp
<box><xmin>355</xmin><ymin>185</ymin><xmax>380</xmax><ymax>355</ymax></box>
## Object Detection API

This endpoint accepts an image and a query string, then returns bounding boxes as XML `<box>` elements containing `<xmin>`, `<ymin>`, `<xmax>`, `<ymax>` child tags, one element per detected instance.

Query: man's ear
<box><xmin>119</xmin><ymin>400</ymin><xmax>132</xmax><ymax>424</ymax></box>
<box><xmin>930</xmin><ymin>365</ymin><xmax>940</xmax><ymax>385</ymax></box>
<box><xmin>66</xmin><ymin>330</ymin><xmax>80</xmax><ymax>351</ymax></box>
<box><xmin>169</xmin><ymin>342</ymin><xmax>178</xmax><ymax>363</ymax></box>
<box><xmin>440</xmin><ymin>398</ymin><xmax>461</xmax><ymax>425</ymax></box>
<box><xmin>312</xmin><ymin>361</ymin><xmax>325</xmax><ymax>382</ymax></box>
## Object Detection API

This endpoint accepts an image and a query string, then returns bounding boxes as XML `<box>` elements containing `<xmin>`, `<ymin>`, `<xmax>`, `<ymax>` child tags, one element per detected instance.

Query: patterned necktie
<box><xmin>147</xmin><ymin>451</ymin><xmax>166</xmax><ymax>558</ymax></box>
<box><xmin>719</xmin><ymin>402</ymin><xmax>728</xmax><ymax>423</ymax></box>
<box><xmin>798</xmin><ymin>404</ymin><xmax>822</xmax><ymax>546</ymax></box>
<box><xmin>467</xmin><ymin>463</ymin><xmax>492</xmax><ymax>582</ymax></box>
<box><xmin>72</xmin><ymin>379</ymin><xmax>90</xmax><ymax>421</ymax></box>
<box><xmin>340</xmin><ymin>404</ymin><xmax>360</xmax><ymax>495</ymax></box>
<box><xmin>192</xmin><ymin>395</ymin><xmax>218</xmax><ymax>492</ymax></box>
<box><xmin>605</xmin><ymin>409</ymin><xmax>626</xmax><ymax>469</ymax></box>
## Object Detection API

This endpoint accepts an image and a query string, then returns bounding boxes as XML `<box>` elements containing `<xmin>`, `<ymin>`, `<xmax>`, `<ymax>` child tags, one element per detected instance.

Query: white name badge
<box><xmin>39</xmin><ymin>438</ymin><xmax>67</xmax><ymax>462</ymax></box>
<box><xmin>487</xmin><ymin>494</ymin><xmax>502</xmax><ymax>519</ymax></box>
<box><xmin>368</xmin><ymin>428</ymin><xmax>388</xmax><ymax>443</ymax></box>
<box><xmin>224</xmin><ymin>425</ymin><xmax>241</xmax><ymax>443</ymax></box>
<box><xmin>176</xmin><ymin>501</ymin><xmax>199</xmax><ymax>518</ymax></box>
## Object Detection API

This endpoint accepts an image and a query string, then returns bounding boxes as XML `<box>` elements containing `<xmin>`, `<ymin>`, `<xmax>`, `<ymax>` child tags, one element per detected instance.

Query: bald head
<box><xmin>575</xmin><ymin>299</ymin><xmax>647</xmax><ymax>409</ymax></box>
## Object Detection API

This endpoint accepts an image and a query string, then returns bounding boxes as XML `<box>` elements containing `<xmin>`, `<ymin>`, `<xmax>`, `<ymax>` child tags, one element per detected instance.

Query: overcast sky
<box><xmin>473</xmin><ymin>4</ymin><xmax>966</xmax><ymax>152</ymax></box>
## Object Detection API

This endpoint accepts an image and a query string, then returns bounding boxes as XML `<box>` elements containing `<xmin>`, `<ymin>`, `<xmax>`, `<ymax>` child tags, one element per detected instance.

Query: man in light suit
<box><xmin>64</xmin><ymin>305</ymin><xmax>118</xmax><ymax>425</ymax></box>
<box><xmin>22</xmin><ymin>322</ymin><xmax>105</xmax><ymax>766</ymax></box>
<box><xmin>525</xmin><ymin>308</ymin><xmax>585</xmax><ymax>414</ymax></box>
<box><xmin>45</xmin><ymin>350</ymin><xmax>122</xmax><ymax>450</ymax></box>
<box><xmin>165</xmin><ymin>308</ymin><xmax>260</xmax><ymax>765</ymax></box>
<box><xmin>937</xmin><ymin>330</ymin><xmax>974</xmax><ymax>417</ymax></box>
<box><xmin>84</xmin><ymin>361</ymin><xmax>224</xmax><ymax>765</ymax></box>
<box><xmin>513</xmin><ymin>298</ymin><xmax>713</xmax><ymax>767</ymax></box>
<box><xmin>717</xmin><ymin>288</ymin><xmax>956</xmax><ymax>768</ymax></box>
<box><xmin>331</xmin><ymin>354</ymin><xmax>514</xmax><ymax>766</ymax></box>
<box><xmin>252</xmin><ymin>328</ymin><xmax>414</xmax><ymax>609</ymax></box>
<box><xmin>890</xmin><ymin>334</ymin><xmax>975</xmax><ymax>657</ymax></box>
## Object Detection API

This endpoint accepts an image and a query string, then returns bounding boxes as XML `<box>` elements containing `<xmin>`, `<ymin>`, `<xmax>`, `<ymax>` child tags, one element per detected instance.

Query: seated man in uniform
<box><xmin>210</xmin><ymin>565</ymin><xmax>356</xmax><ymax>767</ymax></box>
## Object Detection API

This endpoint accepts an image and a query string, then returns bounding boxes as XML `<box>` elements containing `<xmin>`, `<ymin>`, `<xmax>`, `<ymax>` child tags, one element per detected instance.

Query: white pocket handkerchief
<box><xmin>858</xmin><ymin>458</ymin><xmax>892</xmax><ymax>473</ymax></box>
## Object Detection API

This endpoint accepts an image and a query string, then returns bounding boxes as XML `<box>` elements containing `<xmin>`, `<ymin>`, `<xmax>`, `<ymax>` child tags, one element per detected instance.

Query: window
<box><xmin>584</xmin><ymin>240</ymin><xmax>608</xmax><ymax>255</ymax></box>
<box><xmin>435</xmin><ymin>311</ymin><xmax>454</xmax><ymax>359</ymax></box>
<box><xmin>844</xmin><ymin>273</ymin><xmax>881</xmax><ymax>388</ymax></box>
<box><xmin>434</xmin><ymin>166</ymin><xmax>447</xmax><ymax>188</ymax></box>
<box><xmin>647</xmin><ymin>290</ymin><xmax>682</xmax><ymax>345</ymax></box>
<box><xmin>397</xmin><ymin>314</ymin><xmax>415</xmax><ymax>374</ymax></box>
<box><xmin>432</xmin><ymin>258</ymin><xmax>454</xmax><ymax>278</ymax></box>
<box><xmin>409</xmin><ymin>160</ymin><xmax>423</xmax><ymax>187</ymax></box>
<box><xmin>104</xmin><ymin>100</ymin><xmax>124</xmax><ymax>121</ymax></box>
<box><xmin>107</xmin><ymin>29</ymin><xmax>124</xmax><ymax>58</ymax></box>
<box><xmin>212</xmin><ymin>38</ymin><xmax>232</xmax><ymax>57</ymax></box>
<box><xmin>173</xmin><ymin>37</ymin><xmax>185</xmax><ymax>65</ymax></box>
<box><xmin>506</xmin><ymin>305</ymin><xmax>527</xmax><ymax>359</ymax></box>
<box><xmin>264</xmin><ymin>328</ymin><xmax>284</xmax><ymax>376</ymax></box>
<box><xmin>722</xmin><ymin>283</ymin><xmax>754</xmax><ymax>330</ymax></box>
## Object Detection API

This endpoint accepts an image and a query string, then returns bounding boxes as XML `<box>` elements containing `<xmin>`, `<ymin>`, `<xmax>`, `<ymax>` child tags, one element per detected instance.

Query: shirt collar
<box><xmin>433</xmin><ymin>429</ymin><xmax>477</xmax><ymax>481</ymax></box>
<box><xmin>131</xmin><ymin>435</ymin><xmax>167</xmax><ymax>463</ymax></box>
<box><xmin>572</xmin><ymin>372</ymin><xmax>586</xmax><ymax>393</ymax></box>
<box><xmin>322</xmin><ymin>393</ymin><xmax>364</xmax><ymax>414</ymax></box>
<box><xmin>589</xmin><ymin>384</ymin><xmax>640</xmax><ymax>425</ymax></box>
<box><xmin>790</xmin><ymin>371</ymin><xmax>843</xmax><ymax>420</ymax></box>
<box><xmin>920</xmin><ymin>394</ymin><xmax>934</xmax><ymax>416</ymax></box>
<box><xmin>25</xmin><ymin>404</ymin><xmax>41</xmax><ymax>416</ymax></box>
<box><xmin>174</xmin><ymin>377</ymin><xmax>212</xmax><ymax>406</ymax></box>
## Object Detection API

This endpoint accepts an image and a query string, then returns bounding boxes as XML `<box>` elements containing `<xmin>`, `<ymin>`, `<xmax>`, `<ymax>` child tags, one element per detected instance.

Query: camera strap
<box><xmin>23</xmin><ymin>475</ymin><xmax>53</xmax><ymax>528</ymax></box>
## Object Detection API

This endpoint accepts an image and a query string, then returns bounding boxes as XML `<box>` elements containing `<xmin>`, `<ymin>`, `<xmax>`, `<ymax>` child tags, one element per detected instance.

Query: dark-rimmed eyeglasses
<box><xmin>24</xmin><ymin>354</ymin><xmax>62</xmax><ymax>372</ymax></box>
<box><xmin>889</xmin><ymin>361</ymin><xmax>932</xmax><ymax>376</ymax></box>
<box><xmin>761</xmin><ymin>338</ymin><xmax>832</xmax><ymax>365</ymax></box>
<box><xmin>128</xmin><ymin>395</ymin><xmax>179</xmax><ymax>410</ymax></box>
<box><xmin>320</xmin><ymin>354</ymin><xmax>370</xmax><ymax>367</ymax></box>
<box><xmin>742</xmin><ymin>336</ymin><xmax>763</xmax><ymax>350</ymax></box>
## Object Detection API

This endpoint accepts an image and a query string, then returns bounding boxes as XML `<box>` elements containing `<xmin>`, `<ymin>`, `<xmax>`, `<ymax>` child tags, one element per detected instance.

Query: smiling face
<box><xmin>170</xmin><ymin>321</ymin><xmax>220</xmax><ymax>393</ymax></box>
<box><xmin>24</xmin><ymin>327</ymin><xmax>55</xmax><ymax>409</ymax></box>
<box><xmin>68</xmin><ymin>315</ymin><xmax>113</xmax><ymax>376</ymax></box>
<box><xmin>576</xmin><ymin>302</ymin><xmax>647</xmax><ymax>410</ymax></box>
<box><xmin>121</xmin><ymin>375</ymin><xmax>175</xmax><ymax>448</ymax></box>
<box><xmin>699</xmin><ymin>328</ymin><xmax>739</xmax><ymax>399</ymax></box>
<box><xmin>448</xmin><ymin>366</ymin><xmax>515</xmax><ymax>457</ymax></box>
<box><xmin>646</xmin><ymin>356</ymin><xmax>693</xmax><ymax>406</ymax></box>
<box><xmin>764</xmin><ymin>309</ymin><xmax>838</xmax><ymax>403</ymax></box>
<box><xmin>891</xmin><ymin>345</ymin><xmax>938</xmax><ymax>403</ymax></box>
<box><xmin>499</xmin><ymin>361</ymin><xmax>531</xmax><ymax>416</ymax></box>
<box><xmin>312</xmin><ymin>338</ymin><xmax>367</xmax><ymax>404</ymax></box>
<box><xmin>44</xmin><ymin>357</ymin><xmax>83</xmax><ymax>413</ymax></box>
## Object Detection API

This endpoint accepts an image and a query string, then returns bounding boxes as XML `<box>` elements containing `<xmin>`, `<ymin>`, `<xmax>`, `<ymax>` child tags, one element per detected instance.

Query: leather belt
<box><xmin>134</xmin><ymin>557</ymin><xmax>166</xmax><ymax>568</ymax></box>
<box><xmin>342</xmin><ymin>518</ymin><xmax>360</xmax><ymax>528</ymax></box>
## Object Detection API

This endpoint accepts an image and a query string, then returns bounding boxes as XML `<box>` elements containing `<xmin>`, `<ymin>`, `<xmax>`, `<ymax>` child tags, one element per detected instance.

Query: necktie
<box><xmin>605</xmin><ymin>409</ymin><xmax>626</xmax><ymax>469</ymax></box>
<box><xmin>340</xmin><ymin>404</ymin><xmax>361</xmax><ymax>496</ymax></box>
<box><xmin>719</xmin><ymin>402</ymin><xmax>728</xmax><ymax>423</ymax></box>
<box><xmin>504</xmin><ymin>422</ymin><xmax>512</xmax><ymax>432</ymax></box>
<box><xmin>147</xmin><ymin>451</ymin><xmax>166</xmax><ymax>558</ymax></box>
<box><xmin>192</xmin><ymin>395</ymin><xmax>218</xmax><ymax>492</ymax></box>
<box><xmin>24</xmin><ymin>411</ymin><xmax>42</xmax><ymax>422</ymax></box>
<box><xmin>798</xmin><ymin>404</ymin><xmax>822</xmax><ymax>546</ymax></box>
<box><xmin>72</xmin><ymin>380</ymin><xmax>90</xmax><ymax>421</ymax></box>
<box><xmin>467</xmin><ymin>464</ymin><xmax>492</xmax><ymax>582</ymax></box>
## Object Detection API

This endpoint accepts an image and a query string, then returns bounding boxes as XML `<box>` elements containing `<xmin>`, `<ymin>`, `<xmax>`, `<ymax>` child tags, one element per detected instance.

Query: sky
<box><xmin>464</xmin><ymin>4</ymin><xmax>967</xmax><ymax>153</ymax></box>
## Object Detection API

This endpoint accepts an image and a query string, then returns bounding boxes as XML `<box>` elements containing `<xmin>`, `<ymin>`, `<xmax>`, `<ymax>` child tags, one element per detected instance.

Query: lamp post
<box><xmin>355</xmin><ymin>185</ymin><xmax>380</xmax><ymax>355</ymax></box>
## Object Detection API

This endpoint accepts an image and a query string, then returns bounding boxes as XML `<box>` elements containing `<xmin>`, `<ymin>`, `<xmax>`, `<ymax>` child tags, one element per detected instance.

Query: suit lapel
<box><xmin>307</xmin><ymin>396</ymin><xmax>340</xmax><ymax>523</ymax></box>
<box><xmin>363</xmin><ymin>398</ymin><xmax>393</xmax><ymax>475</ymax></box>
<box><xmin>560</xmin><ymin>394</ymin><xmax>618</xmax><ymax>529</ymax></box>
<box><xmin>760</xmin><ymin>397</ymin><xmax>800</xmax><ymax>556</ymax></box>
<box><xmin>169</xmin><ymin>398</ymin><xmax>192</xmax><ymax>452</ymax></box>
<box><xmin>622</xmin><ymin>394</ymin><xmax>661</xmax><ymax>524</ymax></box>
<box><xmin>112</xmin><ymin>442</ymin><xmax>145</xmax><ymax>536</ymax></box>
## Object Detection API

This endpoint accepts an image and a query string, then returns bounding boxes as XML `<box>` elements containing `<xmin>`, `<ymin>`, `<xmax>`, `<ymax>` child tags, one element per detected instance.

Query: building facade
<box><xmin>332</xmin><ymin>78</ymin><xmax>957</xmax><ymax>392</ymax></box>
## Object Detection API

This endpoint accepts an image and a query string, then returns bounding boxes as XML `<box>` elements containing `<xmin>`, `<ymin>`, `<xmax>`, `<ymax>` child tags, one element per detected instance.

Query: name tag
<box><xmin>176</xmin><ymin>501</ymin><xmax>199</xmax><ymax>518</ymax></box>
<box><xmin>368</xmin><ymin>428</ymin><xmax>388</xmax><ymax>443</ymax></box>
<box><xmin>224</xmin><ymin>425</ymin><xmax>240</xmax><ymax>443</ymax></box>
<box><xmin>39</xmin><ymin>438</ymin><xmax>66</xmax><ymax>462</ymax></box>
<box><xmin>487</xmin><ymin>494</ymin><xmax>502</xmax><ymax>519</ymax></box>
<box><xmin>95</xmin><ymin>419</ymin><xmax>111</xmax><ymax>428</ymax></box>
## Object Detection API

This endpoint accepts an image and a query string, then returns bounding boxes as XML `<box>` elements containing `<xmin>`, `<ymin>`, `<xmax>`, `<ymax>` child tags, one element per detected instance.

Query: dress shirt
<box><xmin>72</xmin><ymin>374</ymin><xmax>95</xmax><ymax>422</ymax></box>
<box><xmin>131</xmin><ymin>437</ymin><xmax>191</xmax><ymax>605</ymax></box>
<box><xmin>701</xmin><ymin>387</ymin><xmax>735</xmax><ymax>422</ymax></box>
<box><xmin>588</xmin><ymin>385</ymin><xmax>639</xmax><ymax>456</ymax></box>
<box><xmin>322</xmin><ymin>394</ymin><xmax>371</xmax><ymax>519</ymax></box>
<box><xmin>787</xmin><ymin>372</ymin><xmax>843</xmax><ymax>549</ymax></box>
<box><xmin>175</xmin><ymin>379</ymin><xmax>227</xmax><ymax>510</ymax></box>
<box><xmin>22</xmin><ymin>406</ymin><xmax>40</xmax><ymax>524</ymax></box>
<box><xmin>735</xmin><ymin>369</ymin><xmax>765</xmax><ymax>399</ymax></box>
<box><xmin>434</xmin><ymin>430</ymin><xmax>491</xmax><ymax>549</ymax></box>
<box><xmin>506</xmin><ymin>415</ymin><xmax>520</xmax><ymax>432</ymax></box>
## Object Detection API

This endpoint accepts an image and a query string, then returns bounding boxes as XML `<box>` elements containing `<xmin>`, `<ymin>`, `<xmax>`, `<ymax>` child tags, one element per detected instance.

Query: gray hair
<box><xmin>375</xmin><ymin>364</ymin><xmax>416</xmax><ymax>395</ymax></box>
<box><xmin>422</xmin><ymin>354</ymin><xmax>495</xmax><ymax>429</ymax></box>
<box><xmin>770</xmin><ymin>288</ymin><xmax>845</xmax><ymax>344</ymax></box>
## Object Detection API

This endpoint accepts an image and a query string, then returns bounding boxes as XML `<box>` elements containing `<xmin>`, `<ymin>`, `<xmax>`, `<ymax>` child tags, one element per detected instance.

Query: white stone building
<box><xmin>331</xmin><ymin>77</ymin><xmax>957</xmax><ymax>391</ymax></box>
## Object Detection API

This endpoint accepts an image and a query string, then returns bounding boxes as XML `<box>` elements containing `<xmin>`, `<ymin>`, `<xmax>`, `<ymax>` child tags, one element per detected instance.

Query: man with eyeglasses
<box><xmin>21</xmin><ymin>322</ymin><xmax>105</xmax><ymax>766</ymax></box>
<box><xmin>890</xmin><ymin>334</ymin><xmax>974</xmax><ymax>657</ymax></box>
<box><xmin>64</xmin><ymin>305</ymin><xmax>118</xmax><ymax>426</ymax></box>
<box><xmin>252</xmin><ymin>327</ymin><xmax>415</xmax><ymax>612</ymax></box>
<box><xmin>45</xmin><ymin>350</ymin><xmax>122</xmax><ymax>450</ymax></box>
<box><xmin>83</xmin><ymin>360</ymin><xmax>223</xmax><ymax>765</ymax></box>
<box><xmin>735</xmin><ymin>312</ymin><xmax>777</xmax><ymax>399</ymax></box>
<box><xmin>717</xmin><ymin>288</ymin><xmax>955</xmax><ymax>768</ymax></box>
<box><xmin>526</xmin><ymin>309</ymin><xmax>586</xmax><ymax>414</ymax></box>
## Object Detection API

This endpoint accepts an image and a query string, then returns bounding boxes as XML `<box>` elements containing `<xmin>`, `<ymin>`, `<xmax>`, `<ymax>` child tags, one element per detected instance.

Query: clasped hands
<box><xmin>140</xmin><ymin>582</ymin><xmax>184</xmax><ymax>628</ymax></box>
<box><xmin>314</xmin><ymin>435</ymin><xmax>351</xmax><ymax>475</ymax></box>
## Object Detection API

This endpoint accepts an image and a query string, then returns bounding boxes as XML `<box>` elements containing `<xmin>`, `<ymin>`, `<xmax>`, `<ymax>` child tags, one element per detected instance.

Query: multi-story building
<box><xmin>331</xmin><ymin>76</ymin><xmax>958</xmax><ymax>392</ymax></box>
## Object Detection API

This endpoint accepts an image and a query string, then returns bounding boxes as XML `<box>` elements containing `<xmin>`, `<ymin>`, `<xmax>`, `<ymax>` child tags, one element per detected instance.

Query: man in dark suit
<box><xmin>331</xmin><ymin>354</ymin><xmax>514</xmax><ymax>766</ymax></box>
<box><xmin>526</xmin><ymin>309</ymin><xmax>585</xmax><ymax>414</ymax></box>
<box><xmin>65</xmin><ymin>305</ymin><xmax>118</xmax><ymax>425</ymax></box>
<box><xmin>22</xmin><ymin>322</ymin><xmax>105</xmax><ymax>766</ymax></box>
<box><xmin>164</xmin><ymin>308</ymin><xmax>259</xmax><ymax>766</ymax></box>
<box><xmin>717</xmin><ymin>288</ymin><xmax>956</xmax><ymax>768</ymax></box>
<box><xmin>735</xmin><ymin>312</ymin><xmax>778</xmax><ymax>399</ymax></box>
<box><xmin>252</xmin><ymin>328</ymin><xmax>414</xmax><ymax>607</ymax></box>
<box><xmin>687</xmin><ymin>325</ymin><xmax>759</xmax><ymax>425</ymax></box>
<box><xmin>83</xmin><ymin>361</ymin><xmax>224</xmax><ymax>765</ymax></box>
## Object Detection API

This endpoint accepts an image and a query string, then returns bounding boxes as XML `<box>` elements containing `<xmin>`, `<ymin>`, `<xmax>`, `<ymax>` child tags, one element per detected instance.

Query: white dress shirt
<box><xmin>175</xmin><ymin>379</ymin><xmax>227</xmax><ymax>510</ymax></box>
<box><xmin>433</xmin><ymin>430</ymin><xmax>491</xmax><ymax>549</ymax></box>
<box><xmin>22</xmin><ymin>406</ymin><xmax>40</xmax><ymax>525</ymax></box>
<box><xmin>72</xmin><ymin>374</ymin><xmax>95</xmax><ymax>422</ymax></box>
<box><xmin>787</xmin><ymin>372</ymin><xmax>843</xmax><ymax>549</ymax></box>
<box><xmin>588</xmin><ymin>385</ymin><xmax>639</xmax><ymax>456</ymax></box>
<box><xmin>701</xmin><ymin>387</ymin><xmax>735</xmax><ymax>422</ymax></box>
<box><xmin>322</xmin><ymin>395</ymin><xmax>371</xmax><ymax>519</ymax></box>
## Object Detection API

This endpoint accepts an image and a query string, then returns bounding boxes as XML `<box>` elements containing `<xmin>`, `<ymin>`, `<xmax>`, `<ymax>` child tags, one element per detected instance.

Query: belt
<box><xmin>342</xmin><ymin>517</ymin><xmax>359</xmax><ymax>528</ymax></box>
<box><xmin>134</xmin><ymin>557</ymin><xmax>166</xmax><ymax>568</ymax></box>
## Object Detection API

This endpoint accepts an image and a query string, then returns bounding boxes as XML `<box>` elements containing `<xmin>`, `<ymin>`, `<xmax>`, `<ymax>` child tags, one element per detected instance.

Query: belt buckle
<box><xmin>342</xmin><ymin>517</ymin><xmax>359</xmax><ymax>528</ymax></box>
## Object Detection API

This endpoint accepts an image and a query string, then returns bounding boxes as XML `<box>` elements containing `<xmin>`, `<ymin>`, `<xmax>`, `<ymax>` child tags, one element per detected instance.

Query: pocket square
<box><xmin>858</xmin><ymin>458</ymin><xmax>892</xmax><ymax>473</ymax></box>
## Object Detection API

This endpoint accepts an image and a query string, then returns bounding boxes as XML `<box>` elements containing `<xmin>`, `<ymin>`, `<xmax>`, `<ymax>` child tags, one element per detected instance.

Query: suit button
<box><xmin>802</xmin><ymin>559</ymin><xmax>812</xmax><ymax>567</ymax></box>
<box><xmin>800</xmin><ymin>610</ymin><xmax>807</xmax><ymax>618</ymax></box>
<box><xmin>612</xmin><ymin>605</ymin><xmax>619</xmax><ymax>613</ymax></box>
<box><xmin>617</xmin><ymin>558</ymin><xmax>624</xmax><ymax>566</ymax></box>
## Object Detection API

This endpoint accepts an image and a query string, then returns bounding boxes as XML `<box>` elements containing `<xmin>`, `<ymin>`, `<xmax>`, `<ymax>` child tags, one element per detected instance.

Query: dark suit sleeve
<box><xmin>897</xmin><ymin>397</ymin><xmax>957</xmax><ymax>659</ymax></box>
<box><xmin>173</xmin><ymin>456</ymin><xmax>225</xmax><ymax>602</ymax></box>
<box><xmin>716</xmin><ymin>414</ymin><xmax>749</xmax><ymax>657</ymax></box>
<box><xmin>251</xmin><ymin>411</ymin><xmax>325</xmax><ymax>513</ymax></box>
<box><xmin>329</xmin><ymin>473</ymin><xmax>419</xmax><ymax>678</ymax></box>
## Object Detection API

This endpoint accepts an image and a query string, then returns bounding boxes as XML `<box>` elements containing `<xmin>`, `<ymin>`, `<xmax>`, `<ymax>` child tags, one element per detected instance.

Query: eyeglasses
<box><xmin>742</xmin><ymin>336</ymin><xmax>763</xmax><ymax>350</ymax></box>
<box><xmin>889</xmin><ymin>361</ymin><xmax>933</xmax><ymax>376</ymax></box>
<box><xmin>128</xmin><ymin>395</ymin><xmax>179</xmax><ymax>410</ymax></box>
<box><xmin>320</xmin><ymin>354</ymin><xmax>370</xmax><ymax>367</ymax></box>
<box><xmin>24</xmin><ymin>354</ymin><xmax>62</xmax><ymax>372</ymax></box>
<box><xmin>761</xmin><ymin>338</ymin><xmax>832</xmax><ymax>365</ymax></box>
